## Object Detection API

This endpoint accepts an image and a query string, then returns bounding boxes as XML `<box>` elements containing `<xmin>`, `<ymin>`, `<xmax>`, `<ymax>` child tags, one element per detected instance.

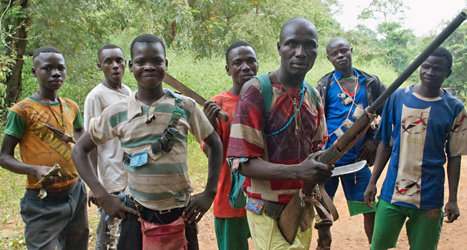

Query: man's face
<box><xmin>98</xmin><ymin>48</ymin><xmax>126</xmax><ymax>84</ymax></box>
<box><xmin>226</xmin><ymin>46</ymin><xmax>258</xmax><ymax>85</ymax></box>
<box><xmin>129</xmin><ymin>42</ymin><xmax>167</xmax><ymax>89</ymax></box>
<box><xmin>277</xmin><ymin>23</ymin><xmax>318</xmax><ymax>76</ymax></box>
<box><xmin>32</xmin><ymin>52</ymin><xmax>66</xmax><ymax>91</ymax></box>
<box><xmin>419</xmin><ymin>55</ymin><xmax>451</xmax><ymax>89</ymax></box>
<box><xmin>326</xmin><ymin>41</ymin><xmax>352</xmax><ymax>72</ymax></box>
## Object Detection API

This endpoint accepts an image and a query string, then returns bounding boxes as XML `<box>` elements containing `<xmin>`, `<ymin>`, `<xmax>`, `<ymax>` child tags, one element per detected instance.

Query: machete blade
<box><xmin>331</xmin><ymin>160</ymin><xmax>367</xmax><ymax>177</ymax></box>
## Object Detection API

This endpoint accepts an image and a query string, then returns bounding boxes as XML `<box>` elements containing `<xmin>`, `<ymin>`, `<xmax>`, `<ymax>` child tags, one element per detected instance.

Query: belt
<box><xmin>127</xmin><ymin>195</ymin><xmax>184</xmax><ymax>216</ymax></box>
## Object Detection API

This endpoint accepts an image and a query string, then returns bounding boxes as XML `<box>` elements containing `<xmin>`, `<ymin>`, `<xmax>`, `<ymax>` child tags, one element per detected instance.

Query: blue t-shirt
<box><xmin>325</xmin><ymin>69</ymin><xmax>367</xmax><ymax>165</ymax></box>
<box><xmin>376</xmin><ymin>86</ymin><xmax>467</xmax><ymax>209</ymax></box>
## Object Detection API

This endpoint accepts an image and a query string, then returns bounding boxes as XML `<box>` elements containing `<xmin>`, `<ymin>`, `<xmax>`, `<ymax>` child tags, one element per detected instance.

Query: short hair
<box><xmin>130</xmin><ymin>34</ymin><xmax>166</xmax><ymax>59</ymax></box>
<box><xmin>97</xmin><ymin>44</ymin><xmax>123</xmax><ymax>62</ymax></box>
<box><xmin>225</xmin><ymin>41</ymin><xmax>256</xmax><ymax>65</ymax></box>
<box><xmin>326</xmin><ymin>37</ymin><xmax>350</xmax><ymax>55</ymax></box>
<box><xmin>430</xmin><ymin>47</ymin><xmax>453</xmax><ymax>71</ymax></box>
<box><xmin>33</xmin><ymin>46</ymin><xmax>62</xmax><ymax>60</ymax></box>
<box><xmin>280</xmin><ymin>17</ymin><xmax>316</xmax><ymax>43</ymax></box>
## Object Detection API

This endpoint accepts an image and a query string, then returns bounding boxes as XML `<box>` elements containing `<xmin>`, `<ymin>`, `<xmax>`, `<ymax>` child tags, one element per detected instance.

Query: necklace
<box><xmin>341</xmin><ymin>75</ymin><xmax>356</xmax><ymax>80</ymax></box>
<box><xmin>333</xmin><ymin>74</ymin><xmax>358</xmax><ymax>106</ymax></box>
<box><xmin>36</xmin><ymin>90</ymin><xmax>65</xmax><ymax>132</ymax></box>
<box><xmin>273</xmin><ymin>71</ymin><xmax>304</xmax><ymax>135</ymax></box>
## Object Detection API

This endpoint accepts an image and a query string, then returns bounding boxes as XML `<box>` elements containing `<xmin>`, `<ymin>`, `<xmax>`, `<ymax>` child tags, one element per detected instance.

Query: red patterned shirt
<box><xmin>227</xmin><ymin>78</ymin><xmax>327</xmax><ymax>204</ymax></box>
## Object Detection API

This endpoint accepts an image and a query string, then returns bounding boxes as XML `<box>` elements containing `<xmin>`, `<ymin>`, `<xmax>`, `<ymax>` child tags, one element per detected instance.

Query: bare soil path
<box><xmin>2</xmin><ymin>157</ymin><xmax>466</xmax><ymax>250</ymax></box>
<box><xmin>195</xmin><ymin>157</ymin><xmax>467</xmax><ymax>250</ymax></box>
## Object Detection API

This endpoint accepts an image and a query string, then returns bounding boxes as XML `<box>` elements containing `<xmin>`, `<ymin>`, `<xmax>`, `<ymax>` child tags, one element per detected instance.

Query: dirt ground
<box><xmin>2</xmin><ymin>157</ymin><xmax>466</xmax><ymax>250</ymax></box>
<box><xmin>194</xmin><ymin>157</ymin><xmax>467</xmax><ymax>250</ymax></box>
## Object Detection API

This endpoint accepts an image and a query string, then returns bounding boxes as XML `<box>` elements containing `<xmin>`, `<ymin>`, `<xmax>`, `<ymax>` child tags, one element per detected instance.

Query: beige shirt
<box><xmin>84</xmin><ymin>83</ymin><xmax>131</xmax><ymax>193</ymax></box>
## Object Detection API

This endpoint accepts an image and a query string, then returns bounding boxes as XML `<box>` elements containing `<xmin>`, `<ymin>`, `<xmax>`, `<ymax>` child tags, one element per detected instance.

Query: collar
<box><xmin>127</xmin><ymin>88</ymin><xmax>177</xmax><ymax>122</ymax></box>
<box><xmin>332</xmin><ymin>68</ymin><xmax>367</xmax><ymax>84</ymax></box>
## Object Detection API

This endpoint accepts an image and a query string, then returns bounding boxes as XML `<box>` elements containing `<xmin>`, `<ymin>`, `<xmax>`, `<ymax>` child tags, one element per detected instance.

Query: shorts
<box><xmin>324</xmin><ymin>163</ymin><xmax>374</xmax><ymax>216</ymax></box>
<box><xmin>214</xmin><ymin>216</ymin><xmax>250</xmax><ymax>250</ymax></box>
<box><xmin>370</xmin><ymin>199</ymin><xmax>443</xmax><ymax>250</ymax></box>
<box><xmin>246</xmin><ymin>209</ymin><xmax>312</xmax><ymax>250</ymax></box>
<box><xmin>20</xmin><ymin>178</ymin><xmax>89</xmax><ymax>250</ymax></box>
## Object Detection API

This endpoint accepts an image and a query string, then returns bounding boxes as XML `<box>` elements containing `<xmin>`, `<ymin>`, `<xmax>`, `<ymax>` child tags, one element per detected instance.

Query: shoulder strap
<box><xmin>304</xmin><ymin>81</ymin><xmax>320</xmax><ymax>110</ymax></box>
<box><xmin>252</xmin><ymin>74</ymin><xmax>273</xmax><ymax>113</ymax></box>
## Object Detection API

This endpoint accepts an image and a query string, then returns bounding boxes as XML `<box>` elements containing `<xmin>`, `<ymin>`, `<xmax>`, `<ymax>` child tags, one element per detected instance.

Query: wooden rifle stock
<box><xmin>278</xmin><ymin>12</ymin><xmax>466</xmax><ymax>245</ymax></box>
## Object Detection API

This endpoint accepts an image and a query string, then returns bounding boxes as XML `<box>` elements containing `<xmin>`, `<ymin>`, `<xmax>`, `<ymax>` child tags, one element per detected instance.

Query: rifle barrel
<box><xmin>367</xmin><ymin>12</ymin><xmax>466</xmax><ymax>114</ymax></box>
<box><xmin>318</xmin><ymin>12</ymin><xmax>466</xmax><ymax>165</ymax></box>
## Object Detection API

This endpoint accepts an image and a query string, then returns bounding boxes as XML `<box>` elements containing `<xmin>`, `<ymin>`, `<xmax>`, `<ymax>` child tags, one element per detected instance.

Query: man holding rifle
<box><xmin>364</xmin><ymin>47</ymin><xmax>467</xmax><ymax>250</ymax></box>
<box><xmin>226</xmin><ymin>17</ymin><xmax>332</xmax><ymax>249</ymax></box>
<box><xmin>316</xmin><ymin>37</ymin><xmax>386</xmax><ymax>246</ymax></box>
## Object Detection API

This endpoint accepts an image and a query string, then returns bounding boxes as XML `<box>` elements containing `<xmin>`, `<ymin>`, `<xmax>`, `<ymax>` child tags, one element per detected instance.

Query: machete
<box><xmin>163</xmin><ymin>73</ymin><xmax>229</xmax><ymax>122</ymax></box>
<box><xmin>331</xmin><ymin>160</ymin><xmax>366</xmax><ymax>177</ymax></box>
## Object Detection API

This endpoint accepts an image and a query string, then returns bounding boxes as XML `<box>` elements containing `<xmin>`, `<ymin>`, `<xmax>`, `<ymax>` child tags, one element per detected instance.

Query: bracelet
<box><xmin>299</xmin><ymin>188</ymin><xmax>315</xmax><ymax>207</ymax></box>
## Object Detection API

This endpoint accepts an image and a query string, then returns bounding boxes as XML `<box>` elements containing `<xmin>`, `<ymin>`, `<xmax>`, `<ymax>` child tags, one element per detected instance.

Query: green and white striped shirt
<box><xmin>89</xmin><ymin>89</ymin><xmax>214</xmax><ymax>210</ymax></box>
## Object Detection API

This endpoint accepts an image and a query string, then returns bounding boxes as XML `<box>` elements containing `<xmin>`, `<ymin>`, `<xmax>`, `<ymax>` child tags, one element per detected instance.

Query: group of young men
<box><xmin>0</xmin><ymin>16</ymin><xmax>464</xmax><ymax>250</ymax></box>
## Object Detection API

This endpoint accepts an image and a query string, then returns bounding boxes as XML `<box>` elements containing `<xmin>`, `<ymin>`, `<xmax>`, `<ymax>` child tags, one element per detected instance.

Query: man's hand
<box><xmin>34</xmin><ymin>165</ymin><xmax>61</xmax><ymax>187</ymax></box>
<box><xmin>357</xmin><ymin>139</ymin><xmax>378</xmax><ymax>162</ymax></box>
<box><xmin>88</xmin><ymin>189</ymin><xmax>100</xmax><ymax>207</ymax></box>
<box><xmin>98</xmin><ymin>194</ymin><xmax>138</xmax><ymax>220</ymax></box>
<box><xmin>297</xmin><ymin>151</ymin><xmax>333</xmax><ymax>184</ymax></box>
<box><xmin>444</xmin><ymin>201</ymin><xmax>460</xmax><ymax>223</ymax></box>
<box><xmin>203</xmin><ymin>100</ymin><xmax>221</xmax><ymax>130</ymax></box>
<box><xmin>364</xmin><ymin>182</ymin><xmax>377</xmax><ymax>209</ymax></box>
<box><xmin>183</xmin><ymin>191</ymin><xmax>215</xmax><ymax>224</ymax></box>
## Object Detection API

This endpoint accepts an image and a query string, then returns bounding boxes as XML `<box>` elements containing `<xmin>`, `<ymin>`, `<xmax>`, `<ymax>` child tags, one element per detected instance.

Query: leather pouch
<box><xmin>264</xmin><ymin>201</ymin><xmax>285</xmax><ymax>219</ymax></box>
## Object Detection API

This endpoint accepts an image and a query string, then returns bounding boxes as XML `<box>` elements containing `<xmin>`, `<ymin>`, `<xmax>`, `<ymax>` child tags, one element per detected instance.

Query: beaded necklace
<box><xmin>269</xmin><ymin>71</ymin><xmax>306</xmax><ymax>136</ymax></box>
<box><xmin>340</xmin><ymin>75</ymin><xmax>356</xmax><ymax>80</ymax></box>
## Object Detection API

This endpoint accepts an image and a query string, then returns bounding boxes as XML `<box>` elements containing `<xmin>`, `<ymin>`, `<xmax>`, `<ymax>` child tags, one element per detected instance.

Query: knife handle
<box><xmin>217</xmin><ymin>110</ymin><xmax>229</xmax><ymax>122</ymax></box>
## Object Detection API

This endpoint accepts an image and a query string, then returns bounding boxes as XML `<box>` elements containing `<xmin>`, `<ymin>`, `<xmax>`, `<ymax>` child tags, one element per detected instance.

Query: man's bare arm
<box><xmin>184</xmin><ymin>131</ymin><xmax>222</xmax><ymax>224</ymax></box>
<box><xmin>445</xmin><ymin>155</ymin><xmax>461</xmax><ymax>223</ymax></box>
<box><xmin>87</xmin><ymin>147</ymin><xmax>99</xmax><ymax>207</ymax></box>
<box><xmin>0</xmin><ymin>135</ymin><xmax>60</xmax><ymax>185</ymax></box>
<box><xmin>364</xmin><ymin>142</ymin><xmax>392</xmax><ymax>209</ymax></box>
<box><xmin>238</xmin><ymin>153</ymin><xmax>332</xmax><ymax>185</ymax></box>
<box><xmin>71</xmin><ymin>132</ymin><xmax>137</xmax><ymax>219</ymax></box>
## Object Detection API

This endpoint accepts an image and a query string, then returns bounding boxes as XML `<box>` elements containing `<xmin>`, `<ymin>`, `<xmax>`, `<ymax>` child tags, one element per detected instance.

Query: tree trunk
<box><xmin>2</xmin><ymin>0</ymin><xmax>29</xmax><ymax>118</ymax></box>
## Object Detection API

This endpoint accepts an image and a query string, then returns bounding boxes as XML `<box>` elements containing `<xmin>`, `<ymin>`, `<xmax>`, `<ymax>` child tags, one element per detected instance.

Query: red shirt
<box><xmin>202</xmin><ymin>91</ymin><xmax>246</xmax><ymax>218</ymax></box>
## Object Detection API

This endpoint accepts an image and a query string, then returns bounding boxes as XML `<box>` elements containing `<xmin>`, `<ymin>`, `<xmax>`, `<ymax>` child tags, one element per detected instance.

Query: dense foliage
<box><xmin>0</xmin><ymin>0</ymin><xmax>466</xmax><ymax>114</ymax></box>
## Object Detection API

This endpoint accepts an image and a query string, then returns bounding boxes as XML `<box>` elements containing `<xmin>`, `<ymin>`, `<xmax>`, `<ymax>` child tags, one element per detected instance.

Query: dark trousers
<box><xmin>20</xmin><ymin>178</ymin><xmax>89</xmax><ymax>250</ymax></box>
<box><xmin>117</xmin><ymin>197</ymin><xmax>198</xmax><ymax>250</ymax></box>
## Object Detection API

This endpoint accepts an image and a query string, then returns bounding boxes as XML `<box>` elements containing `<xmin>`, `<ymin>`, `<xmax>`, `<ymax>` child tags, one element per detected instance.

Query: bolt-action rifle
<box><xmin>278</xmin><ymin>12</ymin><xmax>467</xmax><ymax>244</ymax></box>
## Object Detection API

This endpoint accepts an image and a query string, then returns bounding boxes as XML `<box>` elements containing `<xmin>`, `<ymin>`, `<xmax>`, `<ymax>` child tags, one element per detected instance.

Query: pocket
<box><xmin>20</xmin><ymin>195</ymin><xmax>28</xmax><ymax>214</ymax></box>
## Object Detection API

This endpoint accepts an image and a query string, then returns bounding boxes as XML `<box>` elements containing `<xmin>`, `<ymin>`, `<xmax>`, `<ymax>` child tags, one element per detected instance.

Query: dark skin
<box><xmin>98</xmin><ymin>48</ymin><xmax>129</xmax><ymax>95</ymax></box>
<box><xmin>238</xmin><ymin>18</ymin><xmax>332</xmax><ymax>195</ymax></box>
<box><xmin>0</xmin><ymin>52</ymin><xmax>84</xmax><ymax>191</ymax></box>
<box><xmin>203</xmin><ymin>45</ymin><xmax>258</xmax><ymax>141</ymax></box>
<box><xmin>364</xmin><ymin>56</ymin><xmax>460</xmax><ymax>223</ymax></box>
<box><xmin>326</xmin><ymin>37</ymin><xmax>377</xmax><ymax>162</ymax></box>
<box><xmin>72</xmin><ymin>42</ymin><xmax>223</xmax><ymax>223</ymax></box>
<box><xmin>88</xmin><ymin>47</ymin><xmax>130</xmax><ymax>207</ymax></box>
<box><xmin>326</xmin><ymin>37</ymin><xmax>376</xmax><ymax>243</ymax></box>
